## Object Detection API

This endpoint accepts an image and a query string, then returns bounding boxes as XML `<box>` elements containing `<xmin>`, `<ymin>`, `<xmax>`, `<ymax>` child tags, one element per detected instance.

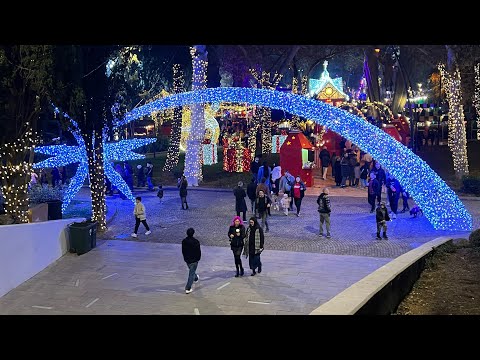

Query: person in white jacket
<box><xmin>132</xmin><ymin>196</ymin><xmax>151</xmax><ymax>238</ymax></box>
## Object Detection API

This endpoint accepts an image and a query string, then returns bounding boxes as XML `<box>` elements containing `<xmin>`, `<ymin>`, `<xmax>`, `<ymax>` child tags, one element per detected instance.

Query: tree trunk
<box><xmin>164</xmin><ymin>64</ymin><xmax>185</xmax><ymax>172</ymax></box>
<box><xmin>86</xmin><ymin>129</ymin><xmax>107</xmax><ymax>230</ymax></box>
<box><xmin>184</xmin><ymin>46</ymin><xmax>208</xmax><ymax>187</ymax></box>
<box><xmin>364</xmin><ymin>47</ymin><xmax>381</xmax><ymax>103</ymax></box>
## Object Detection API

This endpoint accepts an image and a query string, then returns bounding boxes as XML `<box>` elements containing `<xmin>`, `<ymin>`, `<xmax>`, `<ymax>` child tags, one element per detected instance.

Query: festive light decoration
<box><xmin>34</xmin><ymin>132</ymin><xmax>156</xmax><ymax>212</ymax></box>
<box><xmin>272</xmin><ymin>135</ymin><xmax>287</xmax><ymax>153</ymax></box>
<box><xmin>202</xmin><ymin>143</ymin><xmax>218</xmax><ymax>165</ymax></box>
<box><xmin>438</xmin><ymin>64</ymin><xmax>469</xmax><ymax>176</ymax></box>
<box><xmin>249</xmin><ymin>70</ymin><xmax>283</xmax><ymax>154</ymax></box>
<box><xmin>308</xmin><ymin>61</ymin><xmax>348</xmax><ymax>100</ymax></box>
<box><xmin>179</xmin><ymin>105</ymin><xmax>220</xmax><ymax>151</ymax></box>
<box><xmin>474</xmin><ymin>63</ymin><xmax>480</xmax><ymax>141</ymax></box>
<box><xmin>122</xmin><ymin>87</ymin><xmax>472</xmax><ymax>231</ymax></box>
<box><xmin>0</xmin><ymin>123</ymin><xmax>37</xmax><ymax>223</ymax></box>
<box><xmin>184</xmin><ymin>45</ymin><xmax>208</xmax><ymax>186</ymax></box>
<box><xmin>164</xmin><ymin>64</ymin><xmax>185</xmax><ymax>172</ymax></box>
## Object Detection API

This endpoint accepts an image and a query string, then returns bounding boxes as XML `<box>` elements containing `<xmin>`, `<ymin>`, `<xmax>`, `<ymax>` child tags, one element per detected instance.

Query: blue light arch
<box><xmin>121</xmin><ymin>87</ymin><xmax>472</xmax><ymax>231</ymax></box>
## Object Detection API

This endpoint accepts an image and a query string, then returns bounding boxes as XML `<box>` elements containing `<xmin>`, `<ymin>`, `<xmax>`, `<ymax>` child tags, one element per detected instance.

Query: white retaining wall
<box><xmin>0</xmin><ymin>218</ymin><xmax>85</xmax><ymax>298</ymax></box>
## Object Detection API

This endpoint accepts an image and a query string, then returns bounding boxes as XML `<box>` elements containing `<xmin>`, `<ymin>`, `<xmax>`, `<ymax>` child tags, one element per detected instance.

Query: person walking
<box><xmin>131</xmin><ymin>196</ymin><xmax>151</xmax><ymax>238</ymax></box>
<box><xmin>233</xmin><ymin>181</ymin><xmax>248</xmax><ymax>222</ymax></box>
<box><xmin>376</xmin><ymin>201</ymin><xmax>390</xmax><ymax>240</ymax></box>
<box><xmin>228</xmin><ymin>216</ymin><xmax>246</xmax><ymax>277</ymax></box>
<box><xmin>178</xmin><ymin>175</ymin><xmax>189</xmax><ymax>210</ymax></box>
<box><xmin>368</xmin><ymin>172</ymin><xmax>381</xmax><ymax>213</ymax></box>
<box><xmin>145</xmin><ymin>161</ymin><xmax>154</xmax><ymax>191</ymax></box>
<box><xmin>182</xmin><ymin>228</ymin><xmax>201</xmax><ymax>294</ymax></box>
<box><xmin>319</xmin><ymin>146</ymin><xmax>331</xmax><ymax>180</ymax></box>
<box><xmin>290</xmin><ymin>176</ymin><xmax>306</xmax><ymax>216</ymax></box>
<box><xmin>243</xmin><ymin>217</ymin><xmax>264</xmax><ymax>276</ymax></box>
<box><xmin>317</xmin><ymin>187</ymin><xmax>332</xmax><ymax>238</ymax></box>
<box><xmin>255</xmin><ymin>190</ymin><xmax>271</xmax><ymax>232</ymax></box>
<box><xmin>136</xmin><ymin>164</ymin><xmax>146</xmax><ymax>188</ymax></box>
<box><xmin>246</xmin><ymin>177</ymin><xmax>257</xmax><ymax>213</ymax></box>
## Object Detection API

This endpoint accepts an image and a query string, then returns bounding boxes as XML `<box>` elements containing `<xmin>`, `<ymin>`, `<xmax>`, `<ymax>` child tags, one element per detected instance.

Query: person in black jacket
<box><xmin>246</xmin><ymin>177</ymin><xmax>257</xmax><ymax>213</ymax></box>
<box><xmin>317</xmin><ymin>187</ymin><xmax>332</xmax><ymax>238</ymax></box>
<box><xmin>178</xmin><ymin>175</ymin><xmax>188</xmax><ymax>210</ymax></box>
<box><xmin>228</xmin><ymin>216</ymin><xmax>246</xmax><ymax>277</ymax></box>
<box><xmin>375</xmin><ymin>201</ymin><xmax>390</xmax><ymax>240</ymax></box>
<box><xmin>182</xmin><ymin>228</ymin><xmax>201</xmax><ymax>294</ymax></box>
<box><xmin>243</xmin><ymin>217</ymin><xmax>265</xmax><ymax>276</ymax></box>
<box><xmin>255</xmin><ymin>190</ymin><xmax>271</xmax><ymax>232</ymax></box>
<box><xmin>233</xmin><ymin>181</ymin><xmax>247</xmax><ymax>221</ymax></box>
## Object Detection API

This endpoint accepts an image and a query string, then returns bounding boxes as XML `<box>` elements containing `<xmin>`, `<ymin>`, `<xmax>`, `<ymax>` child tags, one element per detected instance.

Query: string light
<box><xmin>0</xmin><ymin>123</ymin><xmax>37</xmax><ymax>223</ymax></box>
<box><xmin>438</xmin><ymin>64</ymin><xmax>469</xmax><ymax>176</ymax></box>
<box><xmin>164</xmin><ymin>64</ymin><xmax>185</xmax><ymax>172</ymax></box>
<box><xmin>272</xmin><ymin>135</ymin><xmax>287</xmax><ymax>153</ymax></box>
<box><xmin>474</xmin><ymin>63</ymin><xmax>480</xmax><ymax>141</ymax></box>
<box><xmin>184</xmin><ymin>46</ymin><xmax>208</xmax><ymax>186</ymax></box>
<box><xmin>179</xmin><ymin>105</ymin><xmax>219</xmax><ymax>151</ymax></box>
<box><xmin>202</xmin><ymin>143</ymin><xmax>218</xmax><ymax>165</ymax></box>
<box><xmin>34</xmin><ymin>130</ymin><xmax>156</xmax><ymax>213</ymax></box>
<box><xmin>122</xmin><ymin>87</ymin><xmax>473</xmax><ymax>231</ymax></box>
<box><xmin>249</xmin><ymin>70</ymin><xmax>283</xmax><ymax>154</ymax></box>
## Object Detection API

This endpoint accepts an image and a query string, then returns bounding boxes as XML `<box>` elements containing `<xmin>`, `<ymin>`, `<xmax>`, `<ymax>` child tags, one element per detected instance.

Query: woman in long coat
<box><xmin>243</xmin><ymin>217</ymin><xmax>265</xmax><ymax>276</ymax></box>
<box><xmin>233</xmin><ymin>181</ymin><xmax>247</xmax><ymax>221</ymax></box>
<box><xmin>228</xmin><ymin>216</ymin><xmax>246</xmax><ymax>277</ymax></box>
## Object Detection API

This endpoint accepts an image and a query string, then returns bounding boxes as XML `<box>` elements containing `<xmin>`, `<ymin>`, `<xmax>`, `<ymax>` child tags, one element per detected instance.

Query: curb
<box><xmin>309</xmin><ymin>236</ymin><xmax>454</xmax><ymax>315</ymax></box>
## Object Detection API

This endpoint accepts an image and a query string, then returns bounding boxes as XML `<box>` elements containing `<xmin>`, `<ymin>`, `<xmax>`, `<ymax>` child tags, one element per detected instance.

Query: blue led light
<box><xmin>120</xmin><ymin>87</ymin><xmax>472</xmax><ymax>231</ymax></box>
<box><xmin>34</xmin><ymin>131</ymin><xmax>156</xmax><ymax>212</ymax></box>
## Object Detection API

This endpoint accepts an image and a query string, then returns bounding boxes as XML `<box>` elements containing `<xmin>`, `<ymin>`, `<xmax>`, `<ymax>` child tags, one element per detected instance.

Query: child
<box><xmin>157</xmin><ymin>184</ymin><xmax>164</xmax><ymax>203</ymax></box>
<box><xmin>131</xmin><ymin>196</ymin><xmax>151</xmax><ymax>238</ymax></box>
<box><xmin>375</xmin><ymin>201</ymin><xmax>390</xmax><ymax>240</ymax></box>
<box><xmin>281</xmin><ymin>193</ymin><xmax>290</xmax><ymax>216</ymax></box>
<box><xmin>271</xmin><ymin>191</ymin><xmax>279</xmax><ymax>211</ymax></box>
<box><xmin>359</xmin><ymin>161</ymin><xmax>369</xmax><ymax>189</ymax></box>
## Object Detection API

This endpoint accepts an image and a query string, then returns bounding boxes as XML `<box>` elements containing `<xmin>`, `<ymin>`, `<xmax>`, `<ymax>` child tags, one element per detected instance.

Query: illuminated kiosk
<box><xmin>121</xmin><ymin>87</ymin><xmax>473</xmax><ymax>231</ymax></box>
<box><xmin>309</xmin><ymin>61</ymin><xmax>348</xmax><ymax>153</ymax></box>
<box><xmin>280</xmin><ymin>129</ymin><xmax>315</xmax><ymax>187</ymax></box>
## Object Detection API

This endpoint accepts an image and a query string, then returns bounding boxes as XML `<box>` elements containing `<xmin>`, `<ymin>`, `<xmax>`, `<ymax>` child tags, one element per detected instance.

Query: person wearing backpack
<box><xmin>317</xmin><ymin>187</ymin><xmax>332</xmax><ymax>238</ymax></box>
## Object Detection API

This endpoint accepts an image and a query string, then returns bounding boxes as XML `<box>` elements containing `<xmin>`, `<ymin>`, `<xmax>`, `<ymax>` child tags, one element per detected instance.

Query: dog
<box><xmin>409</xmin><ymin>206</ymin><xmax>423</xmax><ymax>218</ymax></box>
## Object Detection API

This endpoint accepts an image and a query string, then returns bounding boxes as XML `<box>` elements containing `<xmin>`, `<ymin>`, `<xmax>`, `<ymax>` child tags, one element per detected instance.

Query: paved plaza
<box><xmin>1</xmin><ymin>176</ymin><xmax>478</xmax><ymax>315</ymax></box>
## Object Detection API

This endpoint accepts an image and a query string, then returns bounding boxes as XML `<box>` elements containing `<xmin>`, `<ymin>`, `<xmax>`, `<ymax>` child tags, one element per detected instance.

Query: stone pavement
<box><xmin>2</xmin><ymin>174</ymin><xmax>476</xmax><ymax>315</ymax></box>
<box><xmin>96</xmin><ymin>176</ymin><xmax>476</xmax><ymax>259</ymax></box>
<box><xmin>0</xmin><ymin>241</ymin><xmax>390</xmax><ymax>315</ymax></box>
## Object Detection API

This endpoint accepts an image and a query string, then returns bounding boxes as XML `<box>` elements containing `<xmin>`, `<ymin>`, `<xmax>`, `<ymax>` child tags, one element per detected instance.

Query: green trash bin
<box><xmin>68</xmin><ymin>221</ymin><xmax>97</xmax><ymax>255</ymax></box>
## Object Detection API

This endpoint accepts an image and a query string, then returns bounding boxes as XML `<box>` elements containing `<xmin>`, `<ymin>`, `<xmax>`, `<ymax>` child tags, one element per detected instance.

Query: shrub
<box><xmin>29</xmin><ymin>184</ymin><xmax>65</xmax><ymax>204</ymax></box>
<box><xmin>462</xmin><ymin>175</ymin><xmax>480</xmax><ymax>196</ymax></box>
<box><xmin>469</xmin><ymin>228</ymin><xmax>480</xmax><ymax>247</ymax></box>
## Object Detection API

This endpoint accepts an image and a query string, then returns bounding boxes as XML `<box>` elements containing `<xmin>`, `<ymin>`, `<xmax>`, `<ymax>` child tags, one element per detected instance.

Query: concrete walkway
<box><xmin>0</xmin><ymin>241</ymin><xmax>390</xmax><ymax>315</ymax></box>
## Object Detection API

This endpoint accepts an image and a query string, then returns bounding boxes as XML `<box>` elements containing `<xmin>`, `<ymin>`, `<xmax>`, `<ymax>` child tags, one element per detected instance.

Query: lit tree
<box><xmin>438</xmin><ymin>45</ymin><xmax>469</xmax><ymax>178</ymax></box>
<box><xmin>0</xmin><ymin>45</ymin><xmax>54</xmax><ymax>223</ymax></box>
<box><xmin>474</xmin><ymin>63</ymin><xmax>480</xmax><ymax>140</ymax></box>
<box><xmin>52</xmin><ymin>45</ymin><xmax>117</xmax><ymax>230</ymax></box>
<box><xmin>184</xmin><ymin>45</ymin><xmax>208</xmax><ymax>186</ymax></box>
<box><xmin>163</xmin><ymin>64</ymin><xmax>185</xmax><ymax>171</ymax></box>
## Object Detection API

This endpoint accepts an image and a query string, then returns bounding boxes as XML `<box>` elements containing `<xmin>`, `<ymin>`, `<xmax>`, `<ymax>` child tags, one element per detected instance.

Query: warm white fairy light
<box><xmin>0</xmin><ymin>123</ymin><xmax>36</xmax><ymax>223</ymax></box>
<box><xmin>438</xmin><ymin>63</ymin><xmax>469</xmax><ymax>176</ymax></box>
<box><xmin>184</xmin><ymin>46</ymin><xmax>208</xmax><ymax>186</ymax></box>
<box><xmin>474</xmin><ymin>63</ymin><xmax>480</xmax><ymax>141</ymax></box>
<box><xmin>164</xmin><ymin>64</ymin><xmax>185</xmax><ymax>171</ymax></box>
<box><xmin>249</xmin><ymin>70</ymin><xmax>283</xmax><ymax>154</ymax></box>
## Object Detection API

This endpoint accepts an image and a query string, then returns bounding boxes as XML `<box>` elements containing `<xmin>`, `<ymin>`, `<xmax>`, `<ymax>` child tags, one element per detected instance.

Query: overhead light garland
<box><xmin>474</xmin><ymin>63</ymin><xmax>480</xmax><ymax>140</ymax></box>
<box><xmin>122</xmin><ymin>87</ymin><xmax>472</xmax><ymax>231</ymax></box>
<box><xmin>438</xmin><ymin>63</ymin><xmax>469</xmax><ymax>176</ymax></box>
